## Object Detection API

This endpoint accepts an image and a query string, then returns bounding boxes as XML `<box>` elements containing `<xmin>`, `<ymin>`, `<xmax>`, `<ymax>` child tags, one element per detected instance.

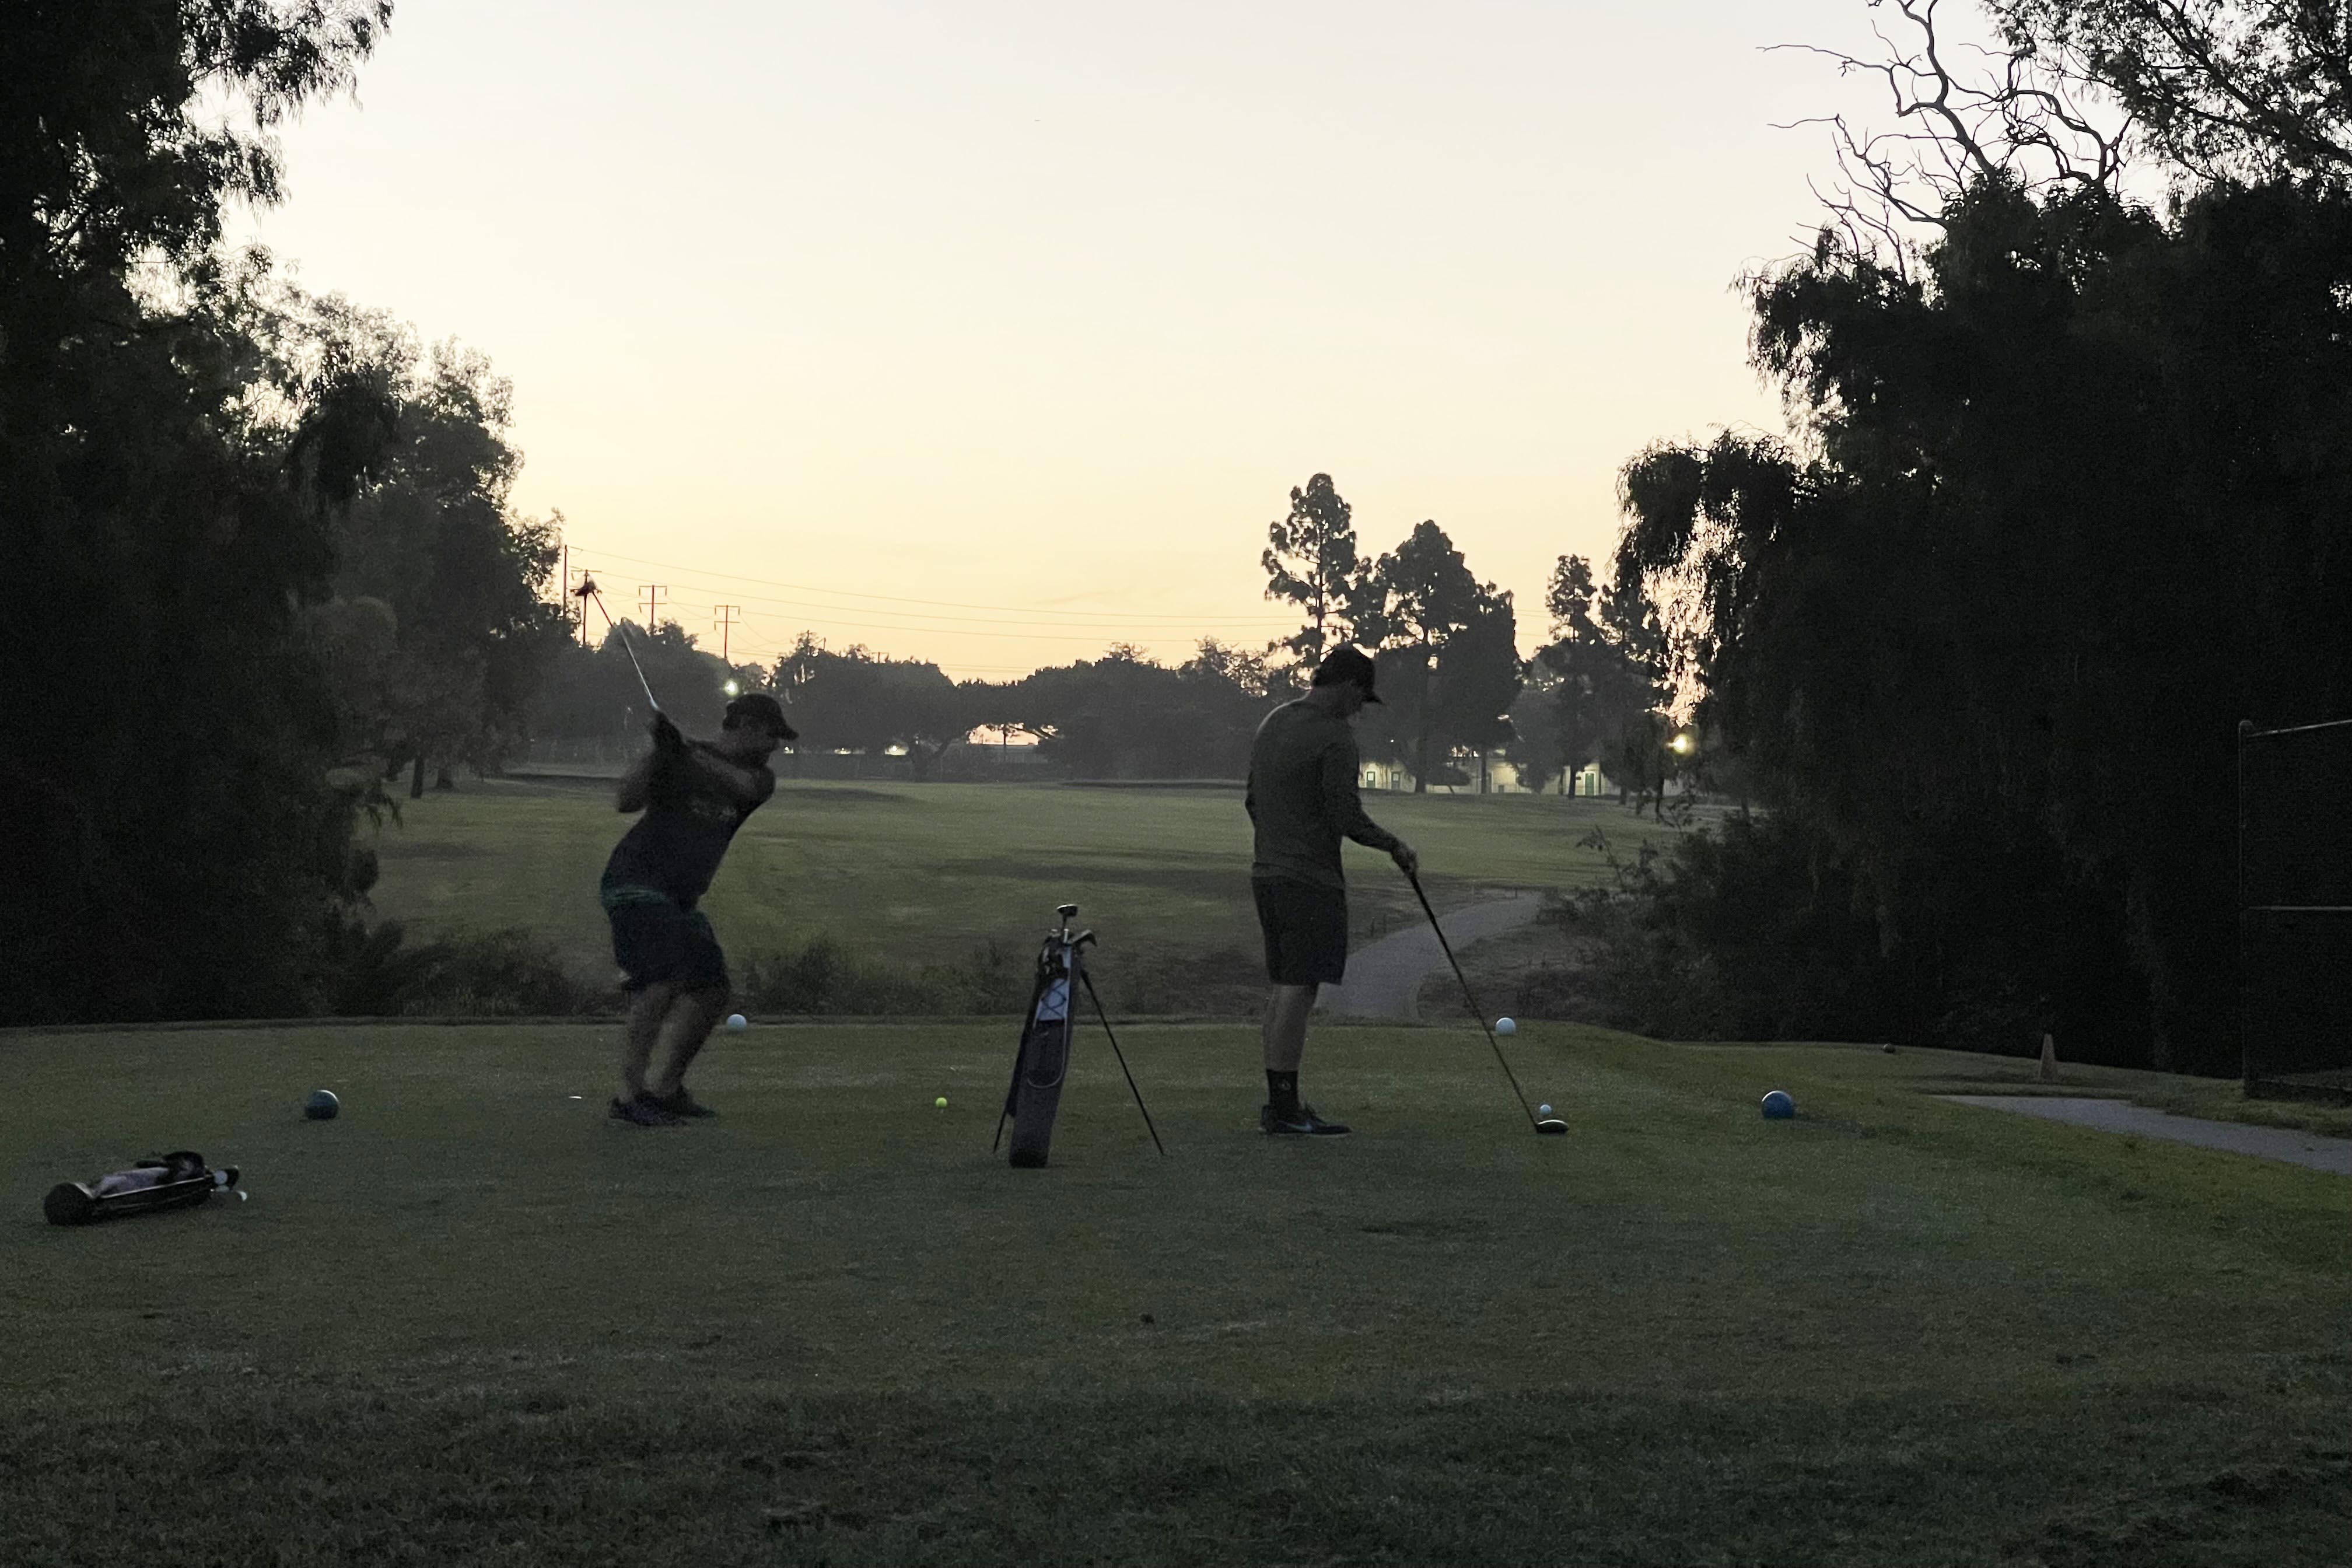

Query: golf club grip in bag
<box><xmin>1003</xmin><ymin>939</ymin><xmax>1077</xmax><ymax>1168</ymax></box>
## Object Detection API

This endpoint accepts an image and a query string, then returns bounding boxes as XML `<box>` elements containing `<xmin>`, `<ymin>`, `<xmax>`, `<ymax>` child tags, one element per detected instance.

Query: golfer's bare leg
<box><xmin>621</xmin><ymin>982</ymin><xmax>674</xmax><ymax>1100</ymax></box>
<box><xmin>650</xmin><ymin>984</ymin><xmax>727</xmax><ymax>1097</ymax></box>
<box><xmin>1262</xmin><ymin>982</ymin><xmax>1317</xmax><ymax>1073</ymax></box>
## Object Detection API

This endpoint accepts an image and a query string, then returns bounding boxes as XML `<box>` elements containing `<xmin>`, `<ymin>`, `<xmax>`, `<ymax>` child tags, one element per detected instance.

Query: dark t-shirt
<box><xmin>601</xmin><ymin>742</ymin><xmax>775</xmax><ymax>907</ymax></box>
<box><xmin>1245</xmin><ymin>699</ymin><xmax>1402</xmax><ymax>891</ymax></box>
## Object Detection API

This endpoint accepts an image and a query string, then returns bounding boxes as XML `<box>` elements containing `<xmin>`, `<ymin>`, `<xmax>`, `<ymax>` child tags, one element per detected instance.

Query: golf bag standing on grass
<box><xmin>996</xmin><ymin>905</ymin><xmax>1166</xmax><ymax>1168</ymax></box>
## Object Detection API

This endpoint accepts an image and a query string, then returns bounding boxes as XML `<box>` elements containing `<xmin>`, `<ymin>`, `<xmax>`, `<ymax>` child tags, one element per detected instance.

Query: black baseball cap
<box><xmin>724</xmin><ymin>691</ymin><xmax>798</xmax><ymax>740</ymax></box>
<box><xmin>1310</xmin><ymin>645</ymin><xmax>1381</xmax><ymax>702</ymax></box>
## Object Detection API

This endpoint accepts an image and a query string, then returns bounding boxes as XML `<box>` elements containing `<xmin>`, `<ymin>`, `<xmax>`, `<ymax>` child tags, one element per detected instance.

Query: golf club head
<box><xmin>1534</xmin><ymin>1118</ymin><xmax>1568</xmax><ymax>1135</ymax></box>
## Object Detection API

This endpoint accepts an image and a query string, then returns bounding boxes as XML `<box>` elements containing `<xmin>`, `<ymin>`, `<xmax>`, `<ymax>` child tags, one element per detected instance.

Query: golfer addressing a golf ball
<box><xmin>598</xmin><ymin>691</ymin><xmax>795</xmax><ymax>1126</ymax></box>
<box><xmin>1244</xmin><ymin>645</ymin><xmax>1417</xmax><ymax>1136</ymax></box>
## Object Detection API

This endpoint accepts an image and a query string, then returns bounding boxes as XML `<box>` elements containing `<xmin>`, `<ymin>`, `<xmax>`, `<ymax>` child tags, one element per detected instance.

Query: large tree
<box><xmin>2</xmin><ymin>2</ymin><xmax>397</xmax><ymax>1023</ymax></box>
<box><xmin>1354</xmin><ymin>520</ymin><xmax>1502</xmax><ymax>792</ymax></box>
<box><xmin>1535</xmin><ymin>554</ymin><xmax>1670</xmax><ymax>800</ymax></box>
<box><xmin>1989</xmin><ymin>0</ymin><xmax>2352</xmax><ymax>183</ymax></box>
<box><xmin>1593</xmin><ymin>570</ymin><xmax>1673</xmax><ymax>814</ymax></box>
<box><xmin>1358</xmin><ymin>521</ymin><xmax>1474</xmax><ymax>790</ymax></box>
<box><xmin>1615</xmin><ymin>173</ymin><xmax>2352</xmax><ymax>1069</ymax></box>
<box><xmin>1430</xmin><ymin>595</ymin><xmax>1523</xmax><ymax>794</ymax></box>
<box><xmin>1260</xmin><ymin>473</ymin><xmax>1362</xmax><ymax>668</ymax></box>
<box><xmin>289</xmin><ymin>299</ymin><xmax>567</xmax><ymax>794</ymax></box>
<box><xmin>1502</xmin><ymin>663</ymin><xmax>1570</xmax><ymax>793</ymax></box>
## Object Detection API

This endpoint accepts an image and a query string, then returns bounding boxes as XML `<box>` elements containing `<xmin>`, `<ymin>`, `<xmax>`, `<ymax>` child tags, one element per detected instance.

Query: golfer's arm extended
<box><xmin>1322</xmin><ymin>747</ymin><xmax>1400</xmax><ymax>853</ymax></box>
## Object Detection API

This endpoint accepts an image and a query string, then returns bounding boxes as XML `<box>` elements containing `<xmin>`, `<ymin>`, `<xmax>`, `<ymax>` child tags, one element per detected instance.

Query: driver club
<box><xmin>1405</xmin><ymin>867</ymin><xmax>1567</xmax><ymax>1135</ymax></box>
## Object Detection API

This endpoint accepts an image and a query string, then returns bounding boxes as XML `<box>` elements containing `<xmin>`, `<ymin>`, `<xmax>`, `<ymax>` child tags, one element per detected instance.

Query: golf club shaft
<box><xmin>1082</xmin><ymin>971</ymin><xmax>1166</xmax><ymax>1156</ymax></box>
<box><xmin>580</xmin><ymin>588</ymin><xmax>662</xmax><ymax>713</ymax></box>
<box><xmin>1406</xmin><ymin>869</ymin><xmax>1544</xmax><ymax>1130</ymax></box>
<box><xmin>614</xmin><ymin>620</ymin><xmax>661</xmax><ymax>713</ymax></box>
<box><xmin>995</xmin><ymin>947</ymin><xmax>1054</xmax><ymax>1153</ymax></box>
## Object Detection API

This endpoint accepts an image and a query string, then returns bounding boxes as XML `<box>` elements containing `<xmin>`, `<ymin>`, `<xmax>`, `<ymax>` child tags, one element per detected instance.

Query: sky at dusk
<box><xmin>230</xmin><ymin>0</ymin><xmax>1940</xmax><ymax>678</ymax></box>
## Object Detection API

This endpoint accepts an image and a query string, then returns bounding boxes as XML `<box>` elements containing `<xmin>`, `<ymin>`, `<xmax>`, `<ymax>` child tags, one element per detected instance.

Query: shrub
<box><xmin>326</xmin><ymin>921</ymin><xmax>594</xmax><ymax>1017</ymax></box>
<box><xmin>738</xmin><ymin>937</ymin><xmax>1027</xmax><ymax>1016</ymax></box>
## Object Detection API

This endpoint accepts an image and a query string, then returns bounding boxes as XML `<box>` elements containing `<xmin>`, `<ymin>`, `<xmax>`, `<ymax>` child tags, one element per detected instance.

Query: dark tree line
<box><xmin>290</xmin><ymin>297</ymin><xmax>570</xmax><ymax>796</ymax></box>
<box><xmin>1260</xmin><ymin>478</ymin><xmax>1528</xmax><ymax>791</ymax></box>
<box><xmin>528</xmin><ymin>621</ymin><xmax>758</xmax><ymax>757</ymax></box>
<box><xmin>4</xmin><ymin>1</ymin><xmax>578</xmax><ymax>1023</ymax></box>
<box><xmin>986</xmin><ymin>642</ymin><xmax>1278</xmax><ymax>779</ymax></box>
<box><xmin>1504</xmin><ymin>554</ymin><xmax>1688</xmax><ymax>810</ymax></box>
<box><xmin>1595</xmin><ymin>0</ymin><xmax>2352</xmax><ymax>1071</ymax></box>
<box><xmin>1260</xmin><ymin>473</ymin><xmax>1702</xmax><ymax>800</ymax></box>
<box><xmin>4</xmin><ymin>1</ymin><xmax>397</xmax><ymax>1023</ymax></box>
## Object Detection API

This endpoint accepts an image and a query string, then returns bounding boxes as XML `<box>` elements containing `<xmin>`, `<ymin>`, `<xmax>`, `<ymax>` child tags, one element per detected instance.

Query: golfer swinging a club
<box><xmin>600</xmin><ymin>691</ymin><xmax>796</xmax><ymax>1125</ymax></box>
<box><xmin>1245</xmin><ymin>645</ymin><xmax>1416</xmax><ymax>1135</ymax></box>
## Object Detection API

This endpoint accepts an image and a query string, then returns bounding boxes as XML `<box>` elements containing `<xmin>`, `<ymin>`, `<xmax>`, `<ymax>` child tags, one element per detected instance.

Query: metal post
<box><xmin>2238</xmin><ymin>718</ymin><xmax>2253</xmax><ymax>1090</ymax></box>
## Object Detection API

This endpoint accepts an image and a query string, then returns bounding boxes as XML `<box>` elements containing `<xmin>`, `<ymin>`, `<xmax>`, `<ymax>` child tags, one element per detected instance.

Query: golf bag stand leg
<box><xmin>999</xmin><ymin>907</ymin><xmax>1080</xmax><ymax>1168</ymax></box>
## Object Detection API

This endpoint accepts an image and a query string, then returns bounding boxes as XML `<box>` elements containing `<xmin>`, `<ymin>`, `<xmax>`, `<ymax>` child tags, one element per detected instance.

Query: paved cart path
<box><xmin>1939</xmin><ymin>1096</ymin><xmax>2352</xmax><ymax>1175</ymax></box>
<box><xmin>1317</xmin><ymin>893</ymin><xmax>1548</xmax><ymax>1020</ymax></box>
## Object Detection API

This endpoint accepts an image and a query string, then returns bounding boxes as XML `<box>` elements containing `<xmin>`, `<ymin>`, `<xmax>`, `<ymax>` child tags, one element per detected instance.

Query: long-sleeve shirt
<box><xmin>1245</xmin><ymin>699</ymin><xmax>1402</xmax><ymax>891</ymax></box>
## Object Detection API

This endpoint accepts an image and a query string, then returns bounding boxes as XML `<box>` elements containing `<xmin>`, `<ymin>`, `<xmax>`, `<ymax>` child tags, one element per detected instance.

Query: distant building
<box><xmin>1359</xmin><ymin>751</ymin><xmax>1628</xmax><ymax>796</ymax></box>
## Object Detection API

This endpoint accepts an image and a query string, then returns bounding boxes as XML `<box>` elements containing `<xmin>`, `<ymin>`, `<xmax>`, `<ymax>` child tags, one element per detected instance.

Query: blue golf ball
<box><xmin>1760</xmin><ymin>1090</ymin><xmax>1795</xmax><ymax>1120</ymax></box>
<box><xmin>305</xmin><ymin>1088</ymin><xmax>340</xmax><ymax>1121</ymax></box>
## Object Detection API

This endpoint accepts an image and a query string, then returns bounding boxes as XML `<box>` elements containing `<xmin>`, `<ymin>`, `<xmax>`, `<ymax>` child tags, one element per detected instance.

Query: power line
<box><xmin>567</xmin><ymin>541</ymin><xmax>1292</xmax><ymax>626</ymax></box>
<box><xmin>569</xmin><ymin>563</ymin><xmax>1282</xmax><ymax>648</ymax></box>
<box><xmin>570</xmin><ymin>598</ymin><xmax>1194</xmax><ymax>678</ymax></box>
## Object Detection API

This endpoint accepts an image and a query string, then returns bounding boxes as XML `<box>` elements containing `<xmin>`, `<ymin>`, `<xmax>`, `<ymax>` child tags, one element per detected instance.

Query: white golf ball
<box><xmin>1538</xmin><ymin>1104</ymin><xmax>1552</xmax><ymax>1117</ymax></box>
<box><xmin>1496</xmin><ymin>1017</ymin><xmax>1517</xmax><ymax>1035</ymax></box>
<box><xmin>725</xmin><ymin>1013</ymin><xmax>748</xmax><ymax>1032</ymax></box>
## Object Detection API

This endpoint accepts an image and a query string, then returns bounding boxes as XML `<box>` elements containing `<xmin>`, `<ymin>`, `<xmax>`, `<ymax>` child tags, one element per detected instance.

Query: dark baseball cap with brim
<box><xmin>1310</xmin><ymin>645</ymin><xmax>1382</xmax><ymax>702</ymax></box>
<box><xmin>724</xmin><ymin>691</ymin><xmax>798</xmax><ymax>740</ymax></box>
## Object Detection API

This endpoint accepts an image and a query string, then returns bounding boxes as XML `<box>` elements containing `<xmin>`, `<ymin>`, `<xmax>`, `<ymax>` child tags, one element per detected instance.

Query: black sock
<box><xmin>1266</xmin><ymin>1070</ymin><xmax>1299</xmax><ymax>1114</ymax></box>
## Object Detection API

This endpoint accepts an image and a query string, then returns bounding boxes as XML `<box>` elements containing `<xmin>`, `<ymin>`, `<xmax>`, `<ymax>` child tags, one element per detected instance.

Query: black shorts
<box><xmin>1253</xmin><ymin>877</ymin><xmax>1349</xmax><ymax>986</ymax></box>
<box><xmin>601</xmin><ymin>883</ymin><xmax>730</xmax><ymax>995</ymax></box>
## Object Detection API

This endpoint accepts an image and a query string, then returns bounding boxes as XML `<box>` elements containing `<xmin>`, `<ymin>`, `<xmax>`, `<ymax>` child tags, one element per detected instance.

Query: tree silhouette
<box><xmin>1357</xmin><ymin>520</ymin><xmax>1493</xmax><ymax>792</ymax></box>
<box><xmin>1261</xmin><ymin>473</ymin><xmax>1361</xmax><ymax>668</ymax></box>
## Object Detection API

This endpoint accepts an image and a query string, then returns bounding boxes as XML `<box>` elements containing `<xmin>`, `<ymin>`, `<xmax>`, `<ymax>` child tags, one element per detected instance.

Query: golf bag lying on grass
<box><xmin>44</xmin><ymin>1151</ymin><xmax>242</xmax><ymax>1226</ymax></box>
<box><xmin>995</xmin><ymin>904</ymin><xmax>1164</xmax><ymax>1168</ymax></box>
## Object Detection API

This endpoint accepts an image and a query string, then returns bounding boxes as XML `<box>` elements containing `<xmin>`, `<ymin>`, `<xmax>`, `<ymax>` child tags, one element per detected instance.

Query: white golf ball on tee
<box><xmin>725</xmin><ymin>1013</ymin><xmax>748</xmax><ymax>1032</ymax></box>
<box><xmin>1495</xmin><ymin>1016</ymin><xmax>1517</xmax><ymax>1035</ymax></box>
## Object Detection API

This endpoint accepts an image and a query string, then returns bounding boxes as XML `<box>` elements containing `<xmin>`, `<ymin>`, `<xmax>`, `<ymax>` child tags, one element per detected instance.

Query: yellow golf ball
<box><xmin>935</xmin><ymin>1096</ymin><xmax>948</xmax><ymax>1108</ymax></box>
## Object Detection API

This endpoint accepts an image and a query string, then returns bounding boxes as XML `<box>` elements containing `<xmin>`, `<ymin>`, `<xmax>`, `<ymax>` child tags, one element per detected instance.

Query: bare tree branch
<box><xmin>1772</xmin><ymin>0</ymin><xmax>2133</xmax><ymax>261</ymax></box>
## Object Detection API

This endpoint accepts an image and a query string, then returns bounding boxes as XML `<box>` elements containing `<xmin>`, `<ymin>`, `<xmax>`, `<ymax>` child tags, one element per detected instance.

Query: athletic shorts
<box><xmin>600</xmin><ymin>881</ymin><xmax>729</xmax><ymax>995</ymax></box>
<box><xmin>1252</xmin><ymin>877</ymin><xmax>1349</xmax><ymax>986</ymax></box>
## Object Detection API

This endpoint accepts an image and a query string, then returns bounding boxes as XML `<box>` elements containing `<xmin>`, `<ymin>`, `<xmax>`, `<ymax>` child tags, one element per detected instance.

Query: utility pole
<box><xmin>569</xmin><ymin>559</ymin><xmax>592</xmax><ymax>647</ymax></box>
<box><xmin>640</xmin><ymin>583</ymin><xmax>666</xmax><ymax>632</ymax></box>
<box><xmin>715</xmin><ymin>604</ymin><xmax>740</xmax><ymax>664</ymax></box>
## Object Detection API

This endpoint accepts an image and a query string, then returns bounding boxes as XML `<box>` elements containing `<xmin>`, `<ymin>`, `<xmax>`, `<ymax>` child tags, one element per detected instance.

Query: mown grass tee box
<box><xmin>4</xmin><ymin>1021</ymin><xmax>2344</xmax><ymax>1565</ymax></box>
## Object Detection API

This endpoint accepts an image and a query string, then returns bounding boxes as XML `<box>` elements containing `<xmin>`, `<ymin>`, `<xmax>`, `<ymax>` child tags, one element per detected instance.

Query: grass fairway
<box><xmin>363</xmin><ymin>778</ymin><xmax>1674</xmax><ymax>1005</ymax></box>
<box><xmin>5</xmin><ymin>1023</ymin><xmax>2346</xmax><ymax>1566</ymax></box>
